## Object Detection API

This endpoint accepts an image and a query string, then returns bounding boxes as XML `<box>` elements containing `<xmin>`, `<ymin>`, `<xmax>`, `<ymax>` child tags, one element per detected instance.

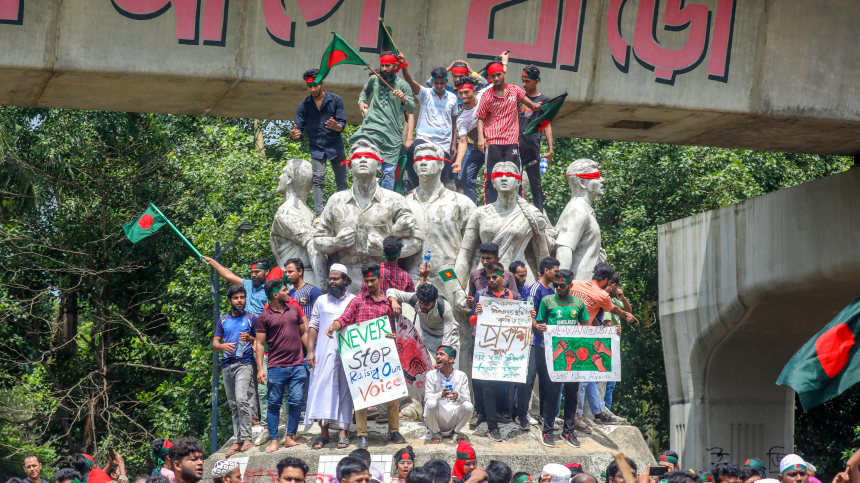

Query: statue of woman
<box><xmin>454</xmin><ymin>162</ymin><xmax>552</xmax><ymax>285</ymax></box>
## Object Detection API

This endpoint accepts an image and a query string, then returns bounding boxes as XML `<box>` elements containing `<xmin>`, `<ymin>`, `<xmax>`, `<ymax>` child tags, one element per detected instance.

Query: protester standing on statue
<box><xmin>284</xmin><ymin>258</ymin><xmax>323</xmax><ymax>317</ymax></box>
<box><xmin>426</xmin><ymin>60</ymin><xmax>490</xmax><ymax>108</ymax></box>
<box><xmin>509</xmin><ymin>261</ymin><xmax>529</xmax><ymax>300</ymax></box>
<box><xmin>470</xmin><ymin>261</ymin><xmax>524</xmax><ymax>441</ymax></box>
<box><xmin>451</xmin><ymin>77</ymin><xmax>485</xmax><ymax>204</ymax></box>
<box><xmin>256</xmin><ymin>279</ymin><xmax>308</xmax><ymax>452</ymax></box>
<box><xmin>290</xmin><ymin>69</ymin><xmax>348</xmax><ymax>225</ymax></box>
<box><xmin>475</xmin><ymin>53</ymin><xmax>543</xmax><ymax>203</ymax></box>
<box><xmin>360</xmin><ymin>236</ymin><xmax>415</xmax><ymax>295</ymax></box>
<box><xmin>326</xmin><ymin>262</ymin><xmax>407</xmax><ymax>448</ymax></box>
<box><xmin>388</xmin><ymin>264</ymin><xmax>460</xmax><ymax>357</ymax></box>
<box><xmin>351</xmin><ymin>51</ymin><xmax>415</xmax><ymax>191</ymax></box>
<box><xmin>399</xmin><ymin>53</ymin><xmax>459</xmax><ymax>192</ymax></box>
<box><xmin>213</xmin><ymin>285</ymin><xmax>257</xmax><ymax>456</ymax></box>
<box><xmin>305</xmin><ymin>264</ymin><xmax>355</xmax><ymax>450</ymax></box>
<box><xmin>536</xmin><ymin>269</ymin><xmax>590</xmax><ymax>447</ymax></box>
<box><xmin>595</xmin><ymin>274</ymin><xmax>632</xmax><ymax>421</ymax></box>
<box><xmin>518</xmin><ymin>65</ymin><xmax>552</xmax><ymax>213</ymax></box>
<box><xmin>423</xmin><ymin>345</ymin><xmax>472</xmax><ymax>442</ymax></box>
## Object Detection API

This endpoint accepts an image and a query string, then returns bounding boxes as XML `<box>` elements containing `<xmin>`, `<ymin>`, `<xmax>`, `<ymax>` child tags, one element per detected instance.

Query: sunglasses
<box><xmin>488</xmin><ymin>274</ymin><xmax>503</xmax><ymax>280</ymax></box>
<box><xmin>553</xmin><ymin>283</ymin><xmax>568</xmax><ymax>289</ymax></box>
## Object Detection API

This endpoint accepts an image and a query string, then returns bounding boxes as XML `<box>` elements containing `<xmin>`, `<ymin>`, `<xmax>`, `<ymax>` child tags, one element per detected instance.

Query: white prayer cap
<box><xmin>330</xmin><ymin>263</ymin><xmax>348</xmax><ymax>276</ymax></box>
<box><xmin>806</xmin><ymin>463</ymin><xmax>816</xmax><ymax>473</ymax></box>
<box><xmin>211</xmin><ymin>460</ymin><xmax>239</xmax><ymax>478</ymax></box>
<box><xmin>779</xmin><ymin>454</ymin><xmax>807</xmax><ymax>474</ymax></box>
<box><xmin>541</xmin><ymin>464</ymin><xmax>571</xmax><ymax>483</ymax></box>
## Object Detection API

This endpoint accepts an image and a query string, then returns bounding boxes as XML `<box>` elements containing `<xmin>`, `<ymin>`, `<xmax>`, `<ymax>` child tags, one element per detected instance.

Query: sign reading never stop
<box><xmin>337</xmin><ymin>316</ymin><xmax>407</xmax><ymax>411</ymax></box>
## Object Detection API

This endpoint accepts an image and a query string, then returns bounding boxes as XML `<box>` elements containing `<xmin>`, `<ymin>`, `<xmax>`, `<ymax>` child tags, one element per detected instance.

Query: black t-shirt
<box><xmin>517</xmin><ymin>93</ymin><xmax>550</xmax><ymax>162</ymax></box>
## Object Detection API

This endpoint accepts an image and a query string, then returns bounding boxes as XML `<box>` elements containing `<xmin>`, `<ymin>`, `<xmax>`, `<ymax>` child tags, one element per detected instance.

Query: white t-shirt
<box><xmin>456</xmin><ymin>90</ymin><xmax>484</xmax><ymax>143</ymax></box>
<box><xmin>416</xmin><ymin>86</ymin><xmax>459</xmax><ymax>152</ymax></box>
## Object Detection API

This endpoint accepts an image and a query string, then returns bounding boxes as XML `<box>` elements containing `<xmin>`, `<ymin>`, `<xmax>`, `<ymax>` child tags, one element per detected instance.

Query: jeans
<box><xmin>576</xmin><ymin>381</ymin><xmax>603</xmax><ymax>419</ymax></box>
<box><xmin>381</xmin><ymin>161</ymin><xmax>397</xmax><ymax>190</ymax></box>
<box><xmin>312</xmin><ymin>153</ymin><xmax>348</xmax><ymax>215</ymax></box>
<box><xmin>604</xmin><ymin>381</ymin><xmax>616</xmax><ymax>410</ymax></box>
<box><xmin>461</xmin><ymin>146</ymin><xmax>485</xmax><ymax>204</ymax></box>
<box><xmin>266</xmin><ymin>365</ymin><xmax>308</xmax><ymax>438</ymax></box>
<box><xmin>545</xmin><ymin>381</ymin><xmax>580</xmax><ymax>435</ymax></box>
<box><xmin>522</xmin><ymin>157</ymin><xmax>544</xmax><ymax>213</ymax></box>
<box><xmin>223</xmin><ymin>362</ymin><xmax>255</xmax><ymax>442</ymax></box>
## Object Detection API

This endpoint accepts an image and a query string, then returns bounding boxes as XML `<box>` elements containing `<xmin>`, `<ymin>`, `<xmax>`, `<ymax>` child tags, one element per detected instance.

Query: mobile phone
<box><xmin>649</xmin><ymin>467</ymin><xmax>668</xmax><ymax>477</ymax></box>
<box><xmin>107</xmin><ymin>447</ymin><xmax>116</xmax><ymax>460</ymax></box>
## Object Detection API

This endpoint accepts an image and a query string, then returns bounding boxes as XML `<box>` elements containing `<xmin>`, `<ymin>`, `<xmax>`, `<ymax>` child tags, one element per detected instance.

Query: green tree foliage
<box><xmin>0</xmin><ymin>106</ymin><xmax>855</xmax><ymax>476</ymax></box>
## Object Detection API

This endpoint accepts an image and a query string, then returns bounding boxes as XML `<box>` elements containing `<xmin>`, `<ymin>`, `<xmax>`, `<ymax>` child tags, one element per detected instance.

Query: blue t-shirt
<box><xmin>214</xmin><ymin>311</ymin><xmax>257</xmax><ymax>367</ymax></box>
<box><xmin>290</xmin><ymin>283</ymin><xmax>323</xmax><ymax>318</ymax></box>
<box><xmin>527</xmin><ymin>281</ymin><xmax>555</xmax><ymax>346</ymax></box>
<box><xmin>242</xmin><ymin>279</ymin><xmax>268</xmax><ymax>315</ymax></box>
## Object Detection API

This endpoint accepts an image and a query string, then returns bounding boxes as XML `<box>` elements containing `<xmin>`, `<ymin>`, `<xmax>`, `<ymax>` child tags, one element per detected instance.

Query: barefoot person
<box><xmin>256</xmin><ymin>279</ymin><xmax>309</xmax><ymax>452</ymax></box>
<box><xmin>305</xmin><ymin>264</ymin><xmax>356</xmax><ymax>450</ymax></box>
<box><xmin>423</xmin><ymin>345</ymin><xmax>472</xmax><ymax>442</ymax></box>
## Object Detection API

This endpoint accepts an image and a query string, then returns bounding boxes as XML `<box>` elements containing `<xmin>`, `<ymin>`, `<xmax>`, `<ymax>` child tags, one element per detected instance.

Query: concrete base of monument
<box><xmin>202</xmin><ymin>418</ymin><xmax>655</xmax><ymax>483</ymax></box>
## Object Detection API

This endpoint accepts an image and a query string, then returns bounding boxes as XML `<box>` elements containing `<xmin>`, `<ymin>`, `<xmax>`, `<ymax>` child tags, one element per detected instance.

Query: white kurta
<box><xmin>423</xmin><ymin>368</ymin><xmax>473</xmax><ymax>436</ymax></box>
<box><xmin>304</xmin><ymin>291</ymin><xmax>356</xmax><ymax>429</ymax></box>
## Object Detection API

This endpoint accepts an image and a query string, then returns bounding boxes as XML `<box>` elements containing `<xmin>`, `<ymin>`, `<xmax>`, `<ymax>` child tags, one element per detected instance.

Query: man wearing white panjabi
<box><xmin>304</xmin><ymin>263</ymin><xmax>355</xmax><ymax>450</ymax></box>
<box><xmin>423</xmin><ymin>345</ymin><xmax>472</xmax><ymax>443</ymax></box>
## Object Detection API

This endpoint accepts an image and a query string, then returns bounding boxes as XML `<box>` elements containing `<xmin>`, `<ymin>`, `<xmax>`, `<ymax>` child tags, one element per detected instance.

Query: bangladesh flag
<box><xmin>439</xmin><ymin>268</ymin><xmax>457</xmax><ymax>282</ymax></box>
<box><xmin>315</xmin><ymin>32</ymin><xmax>368</xmax><ymax>84</ymax></box>
<box><xmin>777</xmin><ymin>297</ymin><xmax>860</xmax><ymax>410</ymax></box>
<box><xmin>378</xmin><ymin>19</ymin><xmax>397</xmax><ymax>52</ymax></box>
<box><xmin>392</xmin><ymin>151</ymin><xmax>408</xmax><ymax>194</ymax></box>
<box><xmin>123</xmin><ymin>205</ymin><xmax>167</xmax><ymax>243</ymax></box>
<box><xmin>522</xmin><ymin>92</ymin><xmax>568</xmax><ymax>136</ymax></box>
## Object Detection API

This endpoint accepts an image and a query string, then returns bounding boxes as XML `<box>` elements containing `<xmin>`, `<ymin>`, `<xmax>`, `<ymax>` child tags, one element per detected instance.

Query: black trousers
<box><xmin>544</xmin><ymin>380</ymin><xmax>580</xmax><ymax>435</ymax></box>
<box><xmin>522</xmin><ymin>157</ymin><xmax>545</xmax><ymax>213</ymax></box>
<box><xmin>473</xmin><ymin>339</ymin><xmax>505</xmax><ymax>431</ymax></box>
<box><xmin>512</xmin><ymin>345</ymin><xmax>554</xmax><ymax>428</ymax></box>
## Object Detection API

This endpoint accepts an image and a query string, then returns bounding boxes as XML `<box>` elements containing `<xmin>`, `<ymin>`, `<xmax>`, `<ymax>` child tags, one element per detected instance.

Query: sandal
<box><xmin>337</xmin><ymin>437</ymin><xmax>350</xmax><ymax>449</ymax></box>
<box><xmin>430</xmin><ymin>433</ymin><xmax>441</xmax><ymax>444</ymax></box>
<box><xmin>239</xmin><ymin>441</ymin><xmax>254</xmax><ymax>453</ymax></box>
<box><xmin>225</xmin><ymin>445</ymin><xmax>241</xmax><ymax>457</ymax></box>
<box><xmin>312</xmin><ymin>436</ymin><xmax>330</xmax><ymax>450</ymax></box>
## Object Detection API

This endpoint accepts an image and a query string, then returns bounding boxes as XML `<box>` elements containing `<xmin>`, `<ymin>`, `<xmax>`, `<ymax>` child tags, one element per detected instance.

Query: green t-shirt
<box><xmin>537</xmin><ymin>294</ymin><xmax>590</xmax><ymax>325</ymax></box>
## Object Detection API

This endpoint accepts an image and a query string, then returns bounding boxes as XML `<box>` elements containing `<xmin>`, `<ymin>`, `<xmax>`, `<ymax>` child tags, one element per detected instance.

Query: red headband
<box><xmin>380</xmin><ymin>54</ymin><xmax>398</xmax><ymax>64</ymax></box>
<box><xmin>564</xmin><ymin>171</ymin><xmax>601</xmax><ymax>179</ymax></box>
<box><xmin>452</xmin><ymin>66</ymin><xmax>468</xmax><ymax>75</ymax></box>
<box><xmin>487</xmin><ymin>63</ymin><xmax>504</xmax><ymax>75</ymax></box>
<box><xmin>490</xmin><ymin>172</ymin><xmax>522</xmax><ymax>181</ymax></box>
<box><xmin>414</xmin><ymin>156</ymin><xmax>450</xmax><ymax>163</ymax></box>
<box><xmin>341</xmin><ymin>151</ymin><xmax>385</xmax><ymax>166</ymax></box>
<box><xmin>305</xmin><ymin>77</ymin><xmax>316</xmax><ymax>84</ymax></box>
<box><xmin>457</xmin><ymin>83</ymin><xmax>475</xmax><ymax>91</ymax></box>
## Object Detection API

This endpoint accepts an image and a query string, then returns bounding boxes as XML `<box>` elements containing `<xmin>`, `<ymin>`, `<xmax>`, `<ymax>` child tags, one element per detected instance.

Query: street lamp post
<box><xmin>209</xmin><ymin>223</ymin><xmax>256</xmax><ymax>454</ymax></box>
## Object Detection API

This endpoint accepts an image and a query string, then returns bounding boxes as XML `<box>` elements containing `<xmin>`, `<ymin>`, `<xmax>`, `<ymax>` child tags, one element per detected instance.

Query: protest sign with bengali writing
<box><xmin>337</xmin><ymin>316</ymin><xmax>407</xmax><ymax>410</ymax></box>
<box><xmin>472</xmin><ymin>298</ymin><xmax>532</xmax><ymax>383</ymax></box>
<box><xmin>544</xmin><ymin>325</ymin><xmax>620</xmax><ymax>382</ymax></box>
<box><xmin>394</xmin><ymin>315</ymin><xmax>433</xmax><ymax>390</ymax></box>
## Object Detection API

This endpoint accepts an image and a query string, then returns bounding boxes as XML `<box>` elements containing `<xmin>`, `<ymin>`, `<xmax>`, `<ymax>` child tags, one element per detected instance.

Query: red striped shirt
<box><xmin>475</xmin><ymin>83</ymin><xmax>526</xmax><ymax>145</ymax></box>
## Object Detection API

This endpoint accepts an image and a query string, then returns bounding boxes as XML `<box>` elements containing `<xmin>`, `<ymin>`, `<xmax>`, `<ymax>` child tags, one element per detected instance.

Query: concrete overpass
<box><xmin>2</xmin><ymin>0</ymin><xmax>860</xmax><ymax>154</ymax></box>
<box><xmin>658</xmin><ymin>167</ymin><xmax>860</xmax><ymax>472</ymax></box>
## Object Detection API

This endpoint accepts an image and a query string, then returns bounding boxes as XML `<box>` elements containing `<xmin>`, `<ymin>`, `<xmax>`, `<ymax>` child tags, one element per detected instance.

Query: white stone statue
<box><xmin>403</xmin><ymin>143</ymin><xmax>474</xmax><ymax>309</ymax></box>
<box><xmin>454</xmin><ymin>161</ymin><xmax>551</xmax><ymax>286</ymax></box>
<box><xmin>554</xmin><ymin>158</ymin><xmax>606</xmax><ymax>280</ymax></box>
<box><xmin>270</xmin><ymin>158</ymin><xmax>324</xmax><ymax>287</ymax></box>
<box><xmin>313</xmin><ymin>140</ymin><xmax>423</xmax><ymax>292</ymax></box>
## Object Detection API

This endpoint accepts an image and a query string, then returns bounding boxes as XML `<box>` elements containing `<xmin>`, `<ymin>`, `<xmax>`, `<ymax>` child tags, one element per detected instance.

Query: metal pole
<box><xmin>210</xmin><ymin>241</ymin><xmax>221</xmax><ymax>454</ymax></box>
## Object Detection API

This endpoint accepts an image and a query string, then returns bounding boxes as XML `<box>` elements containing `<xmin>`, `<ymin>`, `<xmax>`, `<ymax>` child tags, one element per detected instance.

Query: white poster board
<box><xmin>337</xmin><ymin>316</ymin><xmax>408</xmax><ymax>410</ymax></box>
<box><xmin>472</xmin><ymin>298</ymin><xmax>532</xmax><ymax>383</ymax></box>
<box><xmin>544</xmin><ymin>325</ymin><xmax>620</xmax><ymax>382</ymax></box>
<box><xmin>315</xmin><ymin>454</ymin><xmax>393</xmax><ymax>483</ymax></box>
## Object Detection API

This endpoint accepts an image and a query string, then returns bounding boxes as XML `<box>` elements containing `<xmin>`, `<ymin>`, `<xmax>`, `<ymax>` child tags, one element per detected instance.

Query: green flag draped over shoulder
<box><xmin>123</xmin><ymin>205</ymin><xmax>167</xmax><ymax>243</ymax></box>
<box><xmin>315</xmin><ymin>32</ymin><xmax>368</xmax><ymax>84</ymax></box>
<box><xmin>522</xmin><ymin>92</ymin><xmax>568</xmax><ymax>136</ymax></box>
<box><xmin>777</xmin><ymin>297</ymin><xmax>860</xmax><ymax>410</ymax></box>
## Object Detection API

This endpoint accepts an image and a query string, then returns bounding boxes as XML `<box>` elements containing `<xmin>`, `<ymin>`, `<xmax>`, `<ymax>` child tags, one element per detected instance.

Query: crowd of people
<box><xmin>19</xmin><ymin>440</ymin><xmax>857</xmax><ymax>483</ymax></box>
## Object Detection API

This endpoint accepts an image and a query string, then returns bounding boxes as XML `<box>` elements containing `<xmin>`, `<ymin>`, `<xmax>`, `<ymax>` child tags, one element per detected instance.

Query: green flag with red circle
<box><xmin>123</xmin><ymin>206</ymin><xmax>167</xmax><ymax>243</ymax></box>
<box><xmin>315</xmin><ymin>32</ymin><xmax>368</xmax><ymax>84</ymax></box>
<box><xmin>522</xmin><ymin>92</ymin><xmax>568</xmax><ymax>136</ymax></box>
<box><xmin>438</xmin><ymin>268</ymin><xmax>458</xmax><ymax>282</ymax></box>
<box><xmin>777</xmin><ymin>297</ymin><xmax>860</xmax><ymax>410</ymax></box>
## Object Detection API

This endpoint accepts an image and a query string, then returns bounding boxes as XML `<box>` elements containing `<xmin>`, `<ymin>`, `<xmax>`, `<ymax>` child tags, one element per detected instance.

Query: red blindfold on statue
<box><xmin>341</xmin><ymin>151</ymin><xmax>385</xmax><ymax>167</ymax></box>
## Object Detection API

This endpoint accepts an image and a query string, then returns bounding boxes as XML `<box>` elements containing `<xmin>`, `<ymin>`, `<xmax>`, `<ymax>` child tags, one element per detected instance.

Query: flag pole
<box><xmin>148</xmin><ymin>203</ymin><xmax>208</xmax><ymax>264</ymax></box>
<box><xmin>379</xmin><ymin>17</ymin><xmax>398</xmax><ymax>52</ymax></box>
<box><xmin>366</xmin><ymin>64</ymin><xmax>396</xmax><ymax>92</ymax></box>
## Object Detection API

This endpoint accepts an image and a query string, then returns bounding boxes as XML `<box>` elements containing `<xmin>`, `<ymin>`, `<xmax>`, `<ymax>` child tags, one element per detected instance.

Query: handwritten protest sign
<box><xmin>337</xmin><ymin>316</ymin><xmax>407</xmax><ymax>410</ymax></box>
<box><xmin>394</xmin><ymin>315</ymin><xmax>433</xmax><ymax>390</ymax></box>
<box><xmin>473</xmin><ymin>298</ymin><xmax>532</xmax><ymax>383</ymax></box>
<box><xmin>544</xmin><ymin>325</ymin><xmax>620</xmax><ymax>382</ymax></box>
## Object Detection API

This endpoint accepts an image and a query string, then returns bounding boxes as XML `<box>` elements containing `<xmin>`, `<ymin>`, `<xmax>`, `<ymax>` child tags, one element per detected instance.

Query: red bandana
<box><xmin>452</xmin><ymin>66</ymin><xmax>468</xmax><ymax>75</ymax></box>
<box><xmin>414</xmin><ymin>156</ymin><xmax>450</xmax><ymax>163</ymax></box>
<box><xmin>305</xmin><ymin>77</ymin><xmax>317</xmax><ymax>85</ymax></box>
<box><xmin>380</xmin><ymin>54</ymin><xmax>398</xmax><ymax>64</ymax></box>
<box><xmin>490</xmin><ymin>172</ymin><xmax>522</xmax><ymax>181</ymax></box>
<box><xmin>341</xmin><ymin>151</ymin><xmax>385</xmax><ymax>166</ymax></box>
<box><xmin>457</xmin><ymin>83</ymin><xmax>475</xmax><ymax>91</ymax></box>
<box><xmin>487</xmin><ymin>62</ymin><xmax>504</xmax><ymax>75</ymax></box>
<box><xmin>252</xmin><ymin>264</ymin><xmax>258</xmax><ymax>269</ymax></box>
<box><xmin>565</xmin><ymin>171</ymin><xmax>601</xmax><ymax>179</ymax></box>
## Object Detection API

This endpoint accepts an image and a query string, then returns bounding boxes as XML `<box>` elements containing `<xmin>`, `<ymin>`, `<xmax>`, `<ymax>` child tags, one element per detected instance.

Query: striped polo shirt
<box><xmin>475</xmin><ymin>82</ymin><xmax>526</xmax><ymax>145</ymax></box>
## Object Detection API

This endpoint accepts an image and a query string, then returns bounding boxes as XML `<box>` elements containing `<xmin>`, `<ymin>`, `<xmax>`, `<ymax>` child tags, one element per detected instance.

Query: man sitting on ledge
<box><xmin>423</xmin><ymin>345</ymin><xmax>472</xmax><ymax>443</ymax></box>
